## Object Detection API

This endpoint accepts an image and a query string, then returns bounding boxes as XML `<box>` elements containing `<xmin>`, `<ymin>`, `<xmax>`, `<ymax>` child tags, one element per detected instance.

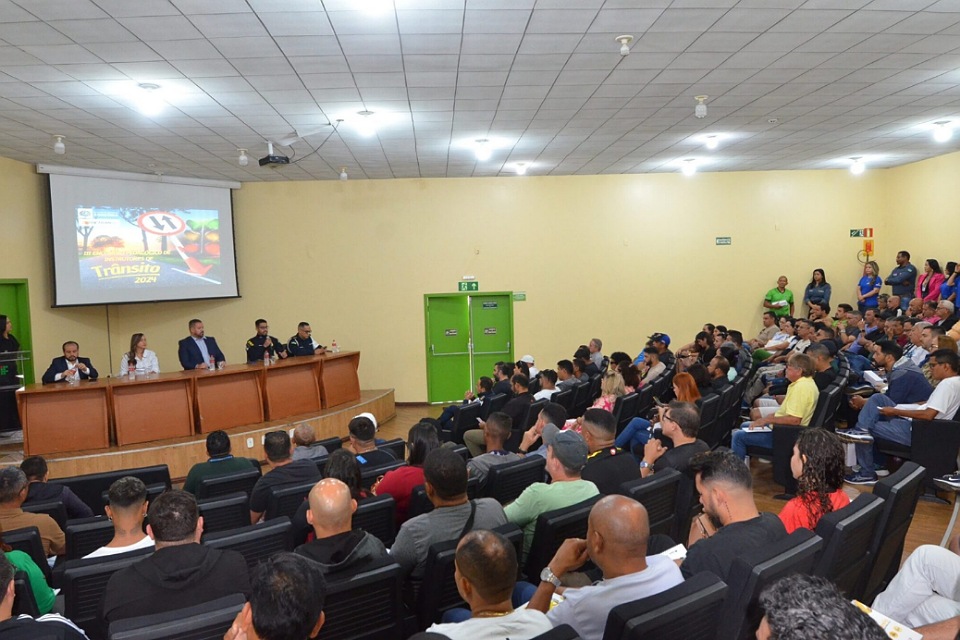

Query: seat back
<box><xmin>449</xmin><ymin>402</ymin><xmax>482</xmax><ymax>444</ymax></box>
<box><xmin>57</xmin><ymin>465</ymin><xmax>172</xmax><ymax>516</ymax></box>
<box><xmin>66</xmin><ymin>516</ymin><xmax>116</xmax><ymax>560</ymax></box>
<box><xmin>603</xmin><ymin>571</ymin><xmax>728</xmax><ymax>640</ymax></box>
<box><xmin>618</xmin><ymin>468</ymin><xmax>682</xmax><ymax>537</ymax></box>
<box><xmin>613</xmin><ymin>392</ymin><xmax>640</xmax><ymax>433</ymax></box>
<box><xmin>696</xmin><ymin>394</ymin><xmax>723</xmax><ymax>446</ymax></box>
<box><xmin>718</xmin><ymin>529</ymin><xmax>823</xmax><ymax>640</ymax></box>
<box><xmin>202</xmin><ymin>517</ymin><xmax>294</xmax><ymax>571</ymax></box>
<box><xmin>195</xmin><ymin>467</ymin><xmax>262</xmax><ymax>500</ymax></box>
<box><xmin>523</xmin><ymin>495</ymin><xmax>603</xmax><ymax>580</ymax></box>
<box><xmin>552</xmin><ymin>388</ymin><xmax>574</xmax><ymax>413</ymax></box>
<box><xmin>197</xmin><ymin>492</ymin><xmax>250</xmax><ymax>534</ymax></box>
<box><xmin>62</xmin><ymin>547</ymin><xmax>154</xmax><ymax>639</ymax></box>
<box><xmin>263</xmin><ymin>481</ymin><xmax>315</xmax><ymax>521</ymax></box>
<box><xmin>881</xmin><ymin>419</ymin><xmax>960</xmax><ymax>491</ymax></box>
<box><xmin>378</xmin><ymin>438</ymin><xmax>406</xmax><ymax>460</ymax></box>
<box><xmin>322</xmin><ymin>561</ymin><xmax>404</xmax><ymax>640</ymax></box>
<box><xmin>569</xmin><ymin>381</ymin><xmax>592</xmax><ymax>418</ymax></box>
<box><xmin>408</xmin><ymin>485</ymin><xmax>433</xmax><ymax>520</ymax></box>
<box><xmin>813</xmin><ymin>493</ymin><xmax>886</xmax><ymax>595</ymax></box>
<box><xmin>530</xmin><ymin>624</ymin><xmax>582</xmax><ymax>640</ymax></box>
<box><xmin>526</xmin><ymin>398</ymin><xmax>548</xmax><ymax>429</ymax></box>
<box><xmin>857</xmin><ymin>462</ymin><xmax>925</xmax><ymax>602</ymax></box>
<box><xmin>22</xmin><ymin>499</ymin><xmax>67</xmax><ymax>532</ymax></box>
<box><xmin>482</xmin><ymin>456</ymin><xmax>546</xmax><ymax>504</ymax></box>
<box><xmin>12</xmin><ymin>570</ymin><xmax>41</xmax><ymax>618</ymax></box>
<box><xmin>352</xmin><ymin>495</ymin><xmax>396</xmax><ymax>546</ymax></box>
<box><xmin>360</xmin><ymin>460</ymin><xmax>407</xmax><ymax>489</ymax></box>
<box><xmin>503</xmin><ymin>398</ymin><xmax>544</xmax><ymax>452</ymax></box>
<box><xmin>416</xmin><ymin>523</ymin><xmax>522</xmax><ymax>630</ymax></box>
<box><xmin>316</xmin><ymin>436</ymin><xmax>343</xmax><ymax>453</ymax></box>
<box><xmin>808</xmin><ymin>384</ymin><xmax>841</xmax><ymax>429</ymax></box>
<box><xmin>107</xmin><ymin>593</ymin><xmax>245</xmax><ymax>640</ymax></box>
<box><xmin>4</xmin><ymin>526</ymin><xmax>51</xmax><ymax>583</ymax></box>
<box><xmin>482</xmin><ymin>393</ymin><xmax>508</xmax><ymax>420</ymax></box>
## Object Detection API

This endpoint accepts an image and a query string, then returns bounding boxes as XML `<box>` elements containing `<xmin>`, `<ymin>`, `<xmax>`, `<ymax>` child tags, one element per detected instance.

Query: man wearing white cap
<box><xmin>520</xmin><ymin>355</ymin><xmax>539</xmax><ymax>379</ymax></box>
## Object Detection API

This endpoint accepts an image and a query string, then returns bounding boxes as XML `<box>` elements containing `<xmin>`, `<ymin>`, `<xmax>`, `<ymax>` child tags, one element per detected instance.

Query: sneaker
<box><xmin>845</xmin><ymin>470</ymin><xmax>878</xmax><ymax>485</ymax></box>
<box><xmin>936</xmin><ymin>473</ymin><xmax>960</xmax><ymax>490</ymax></box>
<box><xmin>835</xmin><ymin>429</ymin><xmax>874</xmax><ymax>444</ymax></box>
<box><xmin>875</xmin><ymin>468</ymin><xmax>890</xmax><ymax>478</ymax></box>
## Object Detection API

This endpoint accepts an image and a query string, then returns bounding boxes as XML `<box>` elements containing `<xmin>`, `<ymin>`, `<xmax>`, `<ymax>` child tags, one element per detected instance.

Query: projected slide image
<box><xmin>76</xmin><ymin>206</ymin><xmax>223</xmax><ymax>291</ymax></box>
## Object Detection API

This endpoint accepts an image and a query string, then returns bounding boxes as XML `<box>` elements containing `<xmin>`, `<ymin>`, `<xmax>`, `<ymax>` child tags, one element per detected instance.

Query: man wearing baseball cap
<box><xmin>647</xmin><ymin>333</ymin><xmax>675</xmax><ymax>368</ymax></box>
<box><xmin>504</xmin><ymin>426</ymin><xmax>599</xmax><ymax>560</ymax></box>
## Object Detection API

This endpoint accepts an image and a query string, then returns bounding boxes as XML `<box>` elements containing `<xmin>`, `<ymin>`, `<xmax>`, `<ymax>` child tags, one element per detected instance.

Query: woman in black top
<box><xmin>0</xmin><ymin>315</ymin><xmax>17</xmax><ymax>354</ymax></box>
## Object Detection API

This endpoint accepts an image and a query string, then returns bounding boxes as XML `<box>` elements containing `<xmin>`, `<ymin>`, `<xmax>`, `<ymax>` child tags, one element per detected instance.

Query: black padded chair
<box><xmin>809</xmin><ymin>383</ymin><xmax>844</xmax><ymax>430</ymax></box>
<box><xmin>552</xmin><ymin>388</ymin><xmax>574</xmax><ymax>413</ymax></box>
<box><xmin>22</xmin><ymin>499</ymin><xmax>67</xmax><ymax>532</ymax></box>
<box><xmin>4</xmin><ymin>526</ymin><xmax>52</xmax><ymax>584</ymax></box>
<box><xmin>62</xmin><ymin>547</ymin><xmax>154</xmax><ymax>640</ymax></box>
<box><xmin>263</xmin><ymin>481</ymin><xmax>315</xmax><ymax>521</ymax></box>
<box><xmin>635</xmin><ymin>386</ymin><xmax>655</xmax><ymax>420</ymax></box>
<box><xmin>569</xmin><ymin>381</ymin><xmax>592</xmax><ymax>419</ymax></box>
<box><xmin>352</xmin><ymin>495</ymin><xmax>396</xmax><ymax>546</ymax></box>
<box><xmin>202</xmin><ymin>517</ymin><xmax>294</xmax><ymax>571</ymax></box>
<box><xmin>415</xmin><ymin>523</ymin><xmax>523</xmax><ymax>630</ymax></box>
<box><xmin>322</xmin><ymin>561</ymin><xmax>404</xmax><ymax>640</ymax></box>
<box><xmin>603</xmin><ymin>571</ymin><xmax>728</xmax><ymax>640</ymax></box>
<box><xmin>446</xmin><ymin>401</ymin><xmax>481</xmax><ymax>444</ymax></box>
<box><xmin>316</xmin><ymin>436</ymin><xmax>343</xmax><ymax>452</ymax></box>
<box><xmin>530</xmin><ymin>625</ymin><xmax>582</xmax><ymax>640</ymax></box>
<box><xmin>482</xmin><ymin>456</ymin><xmax>546</xmax><ymax>505</ymax></box>
<box><xmin>360</xmin><ymin>460</ymin><xmax>407</xmax><ymax>489</ymax></box>
<box><xmin>482</xmin><ymin>393</ymin><xmax>508</xmax><ymax>420</ymax></box>
<box><xmin>197</xmin><ymin>492</ymin><xmax>250</xmax><ymax>534</ymax></box>
<box><xmin>813</xmin><ymin>493</ymin><xmax>885</xmax><ymax>595</ymax></box>
<box><xmin>408</xmin><ymin>485</ymin><xmax>434</xmax><ymax>520</ymax></box>
<box><xmin>57</xmin><ymin>465</ymin><xmax>172</xmax><ymax>517</ymax></box>
<box><xmin>523</xmin><ymin>495</ymin><xmax>603</xmax><ymax>580</ymax></box>
<box><xmin>195</xmin><ymin>467</ymin><xmax>262</xmax><ymax>500</ymax></box>
<box><xmin>717</xmin><ymin>529</ymin><xmax>823</xmax><ymax>640</ymax></box>
<box><xmin>855</xmin><ymin>462</ymin><xmax>925</xmax><ymax>602</ymax></box>
<box><xmin>108</xmin><ymin>593</ymin><xmax>245</xmax><ymax>640</ymax></box>
<box><xmin>618</xmin><ymin>468</ymin><xmax>682</xmax><ymax>538</ymax></box>
<box><xmin>378</xmin><ymin>438</ymin><xmax>406</xmax><ymax>460</ymax></box>
<box><xmin>875</xmin><ymin>418</ymin><xmax>960</xmax><ymax>492</ymax></box>
<box><xmin>612</xmin><ymin>392</ymin><xmax>640</xmax><ymax>433</ymax></box>
<box><xmin>12</xmin><ymin>571</ymin><xmax>41</xmax><ymax>618</ymax></box>
<box><xmin>503</xmin><ymin>398</ymin><xmax>545</xmax><ymax>452</ymax></box>
<box><xmin>65</xmin><ymin>516</ymin><xmax>116</xmax><ymax>560</ymax></box>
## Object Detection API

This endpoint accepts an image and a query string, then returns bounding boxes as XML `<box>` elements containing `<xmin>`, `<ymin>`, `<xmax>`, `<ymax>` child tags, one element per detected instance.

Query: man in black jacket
<box><xmin>20</xmin><ymin>456</ymin><xmax>93</xmax><ymax>520</ymax></box>
<box><xmin>41</xmin><ymin>341</ymin><xmax>98</xmax><ymax>384</ymax></box>
<box><xmin>101</xmin><ymin>490</ymin><xmax>250</xmax><ymax>624</ymax></box>
<box><xmin>0</xmin><ymin>555</ymin><xmax>86</xmax><ymax>639</ymax></box>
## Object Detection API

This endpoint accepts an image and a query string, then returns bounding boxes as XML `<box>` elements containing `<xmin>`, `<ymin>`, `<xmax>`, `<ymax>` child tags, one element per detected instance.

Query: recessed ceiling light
<box><xmin>135</xmin><ymin>82</ymin><xmax>165</xmax><ymax>117</ymax></box>
<box><xmin>681</xmin><ymin>159</ymin><xmax>697</xmax><ymax>176</ymax></box>
<box><xmin>933</xmin><ymin>120</ymin><xmax>952</xmax><ymax>143</ymax></box>
<box><xmin>474</xmin><ymin>139</ymin><xmax>491</xmax><ymax>162</ymax></box>
<box><xmin>704</xmin><ymin>135</ymin><xmax>719</xmax><ymax>150</ymax></box>
<box><xmin>849</xmin><ymin>157</ymin><xmax>865</xmax><ymax>175</ymax></box>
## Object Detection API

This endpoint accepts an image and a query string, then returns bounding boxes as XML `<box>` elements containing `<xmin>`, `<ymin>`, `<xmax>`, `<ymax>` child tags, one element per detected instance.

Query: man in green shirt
<box><xmin>183</xmin><ymin>430</ymin><xmax>258</xmax><ymax>495</ymax></box>
<box><xmin>504</xmin><ymin>426</ymin><xmax>599</xmax><ymax>559</ymax></box>
<box><xmin>764</xmin><ymin>275</ymin><xmax>795</xmax><ymax>318</ymax></box>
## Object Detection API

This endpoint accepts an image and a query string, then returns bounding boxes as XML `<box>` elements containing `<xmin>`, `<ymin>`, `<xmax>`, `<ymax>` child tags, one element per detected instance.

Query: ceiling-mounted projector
<box><xmin>258</xmin><ymin>141</ymin><xmax>289</xmax><ymax>167</ymax></box>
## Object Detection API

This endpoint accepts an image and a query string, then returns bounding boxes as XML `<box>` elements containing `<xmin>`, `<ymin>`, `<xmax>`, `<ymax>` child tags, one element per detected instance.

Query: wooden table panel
<box><xmin>112</xmin><ymin>375</ymin><xmax>194</xmax><ymax>445</ymax></box>
<box><xmin>195</xmin><ymin>368</ymin><xmax>264</xmax><ymax>433</ymax></box>
<box><xmin>263</xmin><ymin>359</ymin><xmax>322</xmax><ymax>421</ymax></box>
<box><xmin>320</xmin><ymin>352</ymin><xmax>361</xmax><ymax>408</ymax></box>
<box><xmin>19</xmin><ymin>383</ymin><xmax>110</xmax><ymax>455</ymax></box>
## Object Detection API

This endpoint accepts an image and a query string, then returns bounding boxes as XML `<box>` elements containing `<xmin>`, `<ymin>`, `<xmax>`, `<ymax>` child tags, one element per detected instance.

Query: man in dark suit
<box><xmin>177</xmin><ymin>318</ymin><xmax>225</xmax><ymax>370</ymax></box>
<box><xmin>41</xmin><ymin>341</ymin><xmax>98</xmax><ymax>384</ymax></box>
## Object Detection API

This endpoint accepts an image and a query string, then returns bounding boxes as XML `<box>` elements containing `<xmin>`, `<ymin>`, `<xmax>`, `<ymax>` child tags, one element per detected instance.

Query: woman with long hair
<box><xmin>917</xmin><ymin>258</ymin><xmax>945</xmax><ymax>303</ymax></box>
<box><xmin>856</xmin><ymin>261</ymin><xmax>882</xmax><ymax>314</ymax></box>
<box><xmin>778</xmin><ymin>428</ymin><xmax>849</xmax><ymax>533</ymax></box>
<box><xmin>324</xmin><ymin>449</ymin><xmax>369</xmax><ymax>501</ymax></box>
<box><xmin>619</xmin><ymin>362</ymin><xmax>641</xmax><ymax>394</ymax></box>
<box><xmin>615</xmin><ymin>373</ymin><xmax>702</xmax><ymax>458</ymax></box>
<box><xmin>0</xmin><ymin>315</ymin><xmax>17</xmax><ymax>354</ymax></box>
<box><xmin>804</xmin><ymin>268</ymin><xmax>832</xmax><ymax>308</ymax></box>
<box><xmin>372</xmin><ymin>421</ymin><xmax>440</xmax><ymax>524</ymax></box>
<box><xmin>119</xmin><ymin>332</ymin><xmax>160</xmax><ymax>375</ymax></box>
<box><xmin>942</xmin><ymin>261</ymin><xmax>959</xmax><ymax>304</ymax></box>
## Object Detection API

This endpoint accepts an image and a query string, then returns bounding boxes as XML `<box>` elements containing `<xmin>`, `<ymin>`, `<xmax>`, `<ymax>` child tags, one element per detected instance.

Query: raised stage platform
<box><xmin>1</xmin><ymin>388</ymin><xmax>395</xmax><ymax>483</ymax></box>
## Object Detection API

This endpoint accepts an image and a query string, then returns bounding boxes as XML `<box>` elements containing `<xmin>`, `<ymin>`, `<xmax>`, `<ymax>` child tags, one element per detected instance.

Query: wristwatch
<box><xmin>540</xmin><ymin>566</ymin><xmax>562</xmax><ymax>588</ymax></box>
<box><xmin>639</xmin><ymin>461</ymin><xmax>650</xmax><ymax>469</ymax></box>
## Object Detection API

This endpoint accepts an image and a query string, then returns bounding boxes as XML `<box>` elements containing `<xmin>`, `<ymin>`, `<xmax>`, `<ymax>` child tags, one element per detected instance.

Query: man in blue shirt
<box><xmin>177</xmin><ymin>319</ymin><xmax>225</xmax><ymax>370</ymax></box>
<box><xmin>885</xmin><ymin>250</ymin><xmax>918</xmax><ymax>311</ymax></box>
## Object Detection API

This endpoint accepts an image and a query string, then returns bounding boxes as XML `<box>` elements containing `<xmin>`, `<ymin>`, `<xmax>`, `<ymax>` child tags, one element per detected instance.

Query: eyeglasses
<box><xmin>662</xmin><ymin>413</ymin><xmax>674</xmax><ymax>423</ymax></box>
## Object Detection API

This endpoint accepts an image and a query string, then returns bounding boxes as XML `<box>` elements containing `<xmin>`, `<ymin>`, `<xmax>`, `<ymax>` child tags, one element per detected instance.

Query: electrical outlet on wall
<box><xmin>246</xmin><ymin>437</ymin><xmax>254</xmax><ymax>449</ymax></box>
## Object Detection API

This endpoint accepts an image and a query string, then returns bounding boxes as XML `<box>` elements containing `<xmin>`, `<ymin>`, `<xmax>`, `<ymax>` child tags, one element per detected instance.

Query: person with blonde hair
<box><xmin>857</xmin><ymin>261</ymin><xmax>882</xmax><ymax>314</ymax></box>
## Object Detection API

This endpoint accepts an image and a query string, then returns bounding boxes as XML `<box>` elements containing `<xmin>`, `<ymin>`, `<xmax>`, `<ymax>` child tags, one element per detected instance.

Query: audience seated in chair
<box><xmin>426</xmin><ymin>530</ymin><xmax>551</xmax><ymax>640</ymax></box>
<box><xmin>637</xmin><ymin>347</ymin><xmax>665</xmax><ymax>387</ymax></box>
<box><xmin>638</xmin><ymin>401</ymin><xmax>709</xmax><ymax>477</ymax></box>
<box><xmin>83</xmin><ymin>476</ymin><xmax>154</xmax><ymax>559</ymax></box>
<box><xmin>0</xmin><ymin>467</ymin><xmax>64</xmax><ymax>558</ymax></box>
<box><xmin>616</xmin><ymin>372</ymin><xmax>702</xmax><ymax>455</ymax></box>
<box><xmin>464</xmin><ymin>374</ymin><xmax>534</xmax><ymax>457</ymax></box>
<box><xmin>182</xmin><ymin>430</ymin><xmax>259</xmax><ymax>495</ymax></box>
<box><xmin>681</xmin><ymin>450</ymin><xmax>787</xmax><ymax>580</ymax></box>
<box><xmin>0</xmin><ymin>553</ymin><xmax>87</xmax><ymax>639</ymax></box>
<box><xmin>437</xmin><ymin>377</ymin><xmax>494</xmax><ymax>430</ymax></box>
<box><xmin>757</xmin><ymin>574</ymin><xmax>886</xmax><ymax>640</ymax></box>
<box><xmin>224</xmin><ymin>552</ymin><xmax>326</xmax><ymax>640</ymax></box>
<box><xmin>249</xmin><ymin>430</ymin><xmax>322</xmax><ymax>524</ymax></box>
<box><xmin>579</xmin><ymin>409</ymin><xmax>638</xmax><ymax>495</ymax></box>
<box><xmin>517</xmin><ymin>403</ymin><xmax>568</xmax><ymax>459</ymax></box>
<box><xmin>347</xmin><ymin>415</ymin><xmax>397</xmax><ymax>469</ymax></box>
<box><xmin>294</xmin><ymin>478</ymin><xmax>387</xmax><ymax>579</ymax></box>
<box><xmin>533</xmin><ymin>370</ymin><xmax>559</xmax><ymax>401</ymax></box>
<box><xmin>389</xmin><ymin>448</ymin><xmax>506</xmax><ymax>581</ymax></box>
<box><xmin>372</xmin><ymin>422</ymin><xmax>440</xmax><ymax>524</ymax></box>
<box><xmin>20</xmin><ymin>456</ymin><xmax>93</xmax><ymax>521</ymax></box>
<box><xmin>505</xmin><ymin>428</ymin><xmax>598</xmax><ymax>561</ymax></box>
<box><xmin>777</xmin><ymin>428</ymin><xmax>849</xmax><ymax>533</ymax></box>
<box><xmin>101</xmin><ymin>489</ymin><xmax>250</xmax><ymax>625</ymax></box>
<box><xmin>555</xmin><ymin>360</ymin><xmax>578</xmax><ymax>392</ymax></box>
<box><xmin>491</xmin><ymin>362</ymin><xmax>515</xmax><ymax>397</ymax></box>
<box><xmin>466</xmin><ymin>412</ymin><xmax>521</xmax><ymax>489</ymax></box>
<box><xmin>291</xmin><ymin>424</ymin><xmax>329</xmax><ymax>462</ymax></box>
<box><xmin>526</xmin><ymin>495</ymin><xmax>683</xmax><ymax>640</ymax></box>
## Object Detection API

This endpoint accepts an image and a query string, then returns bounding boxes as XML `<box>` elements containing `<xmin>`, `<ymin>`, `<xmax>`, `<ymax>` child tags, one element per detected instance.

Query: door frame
<box><xmin>0</xmin><ymin>279</ymin><xmax>34</xmax><ymax>385</ymax></box>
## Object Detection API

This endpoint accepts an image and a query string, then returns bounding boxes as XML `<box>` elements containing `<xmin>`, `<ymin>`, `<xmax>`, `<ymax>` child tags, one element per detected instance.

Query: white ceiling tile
<box><xmin>526</xmin><ymin>10</ymin><xmax>599</xmax><ymax>34</ymax></box>
<box><xmin>275</xmin><ymin>36</ymin><xmax>343</xmax><ymax>57</ymax></box>
<box><xmin>208</xmin><ymin>37</ymin><xmax>284</xmax><ymax>59</ymax></box>
<box><xmin>259</xmin><ymin>12</ymin><xmax>333</xmax><ymax>37</ymax></box>
<box><xmin>117</xmin><ymin>16</ymin><xmax>204</xmax><ymax>41</ymax></box>
<box><xmin>188</xmin><ymin>13</ymin><xmax>269</xmax><ymax>38</ymax></box>
<box><xmin>326</xmin><ymin>11</ymin><xmax>398</xmax><ymax>36</ymax></box>
<box><xmin>769</xmin><ymin>9</ymin><xmax>853</xmax><ymax>32</ymax></box>
<box><xmin>171</xmin><ymin>0</ymin><xmax>252</xmax><ymax>14</ymax></box>
<box><xmin>0</xmin><ymin>22</ymin><xmax>72</xmax><ymax>46</ymax></box>
<box><xmin>146</xmin><ymin>39</ymin><xmax>224</xmax><ymax>61</ymax></box>
<box><xmin>396</xmin><ymin>10</ymin><xmax>464</xmax><ymax>34</ymax></box>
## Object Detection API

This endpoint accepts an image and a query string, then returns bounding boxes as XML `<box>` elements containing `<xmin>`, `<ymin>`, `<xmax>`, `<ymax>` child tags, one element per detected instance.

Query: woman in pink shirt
<box><xmin>916</xmin><ymin>258</ymin><xmax>945</xmax><ymax>303</ymax></box>
<box><xmin>779</xmin><ymin>428</ymin><xmax>850</xmax><ymax>533</ymax></box>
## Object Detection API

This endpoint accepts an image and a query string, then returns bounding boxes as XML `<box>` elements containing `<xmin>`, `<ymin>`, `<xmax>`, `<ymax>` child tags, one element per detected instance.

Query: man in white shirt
<box><xmin>427</xmin><ymin>529</ymin><xmax>551</xmax><ymax>640</ymax></box>
<box><xmin>533</xmin><ymin>370</ymin><xmax>559</xmax><ymax>401</ymax></box>
<box><xmin>520</xmin><ymin>354</ymin><xmax>539</xmax><ymax>379</ymax></box>
<box><xmin>526</xmin><ymin>495</ymin><xmax>683</xmax><ymax>640</ymax></box>
<box><xmin>84</xmin><ymin>476</ymin><xmax>154</xmax><ymax>559</ymax></box>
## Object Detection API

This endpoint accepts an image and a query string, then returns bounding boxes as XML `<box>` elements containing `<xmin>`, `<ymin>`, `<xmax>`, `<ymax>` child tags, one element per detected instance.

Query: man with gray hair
<box><xmin>905</xmin><ymin>320</ymin><xmax>933</xmax><ymax>367</ymax></box>
<box><xmin>526</xmin><ymin>496</ymin><xmax>683</xmax><ymax>640</ymax></box>
<box><xmin>0</xmin><ymin>467</ymin><xmax>64</xmax><ymax>557</ymax></box>
<box><xmin>588</xmin><ymin>339</ymin><xmax>604</xmax><ymax>371</ymax></box>
<box><xmin>292</xmin><ymin>424</ymin><xmax>329</xmax><ymax>461</ymax></box>
<box><xmin>936</xmin><ymin>300</ymin><xmax>959</xmax><ymax>331</ymax></box>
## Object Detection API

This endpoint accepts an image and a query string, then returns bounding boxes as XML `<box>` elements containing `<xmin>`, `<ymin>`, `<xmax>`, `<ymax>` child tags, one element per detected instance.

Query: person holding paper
<box><xmin>763</xmin><ymin>275</ymin><xmax>794</xmax><ymax>318</ymax></box>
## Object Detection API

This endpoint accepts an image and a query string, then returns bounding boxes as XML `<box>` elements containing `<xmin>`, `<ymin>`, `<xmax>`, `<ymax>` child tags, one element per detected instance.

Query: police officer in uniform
<box><xmin>245</xmin><ymin>319</ymin><xmax>288</xmax><ymax>363</ymax></box>
<box><xmin>287</xmin><ymin>322</ymin><xmax>326</xmax><ymax>357</ymax></box>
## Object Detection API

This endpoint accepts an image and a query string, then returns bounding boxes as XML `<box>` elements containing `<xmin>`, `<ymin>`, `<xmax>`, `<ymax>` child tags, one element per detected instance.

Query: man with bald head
<box><xmin>293</xmin><ymin>479</ymin><xmax>388</xmax><ymax>578</ymax></box>
<box><xmin>527</xmin><ymin>495</ymin><xmax>683</xmax><ymax>640</ymax></box>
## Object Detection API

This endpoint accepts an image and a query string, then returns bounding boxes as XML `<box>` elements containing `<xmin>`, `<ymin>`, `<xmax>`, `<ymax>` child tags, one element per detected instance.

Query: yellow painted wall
<box><xmin>1</xmin><ymin>150</ymin><xmax>943</xmax><ymax>402</ymax></box>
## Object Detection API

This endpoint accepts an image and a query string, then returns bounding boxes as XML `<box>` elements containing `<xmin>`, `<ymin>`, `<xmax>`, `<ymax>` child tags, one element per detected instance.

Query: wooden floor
<box><xmin>385</xmin><ymin>403</ymin><xmax>957</xmax><ymax>565</ymax></box>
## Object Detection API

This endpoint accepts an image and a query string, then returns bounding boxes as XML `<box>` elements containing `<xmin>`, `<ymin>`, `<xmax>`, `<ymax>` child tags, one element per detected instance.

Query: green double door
<box><xmin>424</xmin><ymin>293</ymin><xmax>514</xmax><ymax>404</ymax></box>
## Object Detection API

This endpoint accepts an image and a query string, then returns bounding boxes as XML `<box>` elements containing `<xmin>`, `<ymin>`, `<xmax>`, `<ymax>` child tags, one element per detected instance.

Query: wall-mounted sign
<box><xmin>513</xmin><ymin>292</ymin><xmax>526</xmax><ymax>301</ymax></box>
<box><xmin>481</xmin><ymin>302</ymin><xmax>498</xmax><ymax>309</ymax></box>
<box><xmin>715</xmin><ymin>237</ymin><xmax>732</xmax><ymax>246</ymax></box>
<box><xmin>484</xmin><ymin>327</ymin><xmax>497</xmax><ymax>335</ymax></box>
<box><xmin>444</xmin><ymin>329</ymin><xmax>458</xmax><ymax>337</ymax></box>
<box><xmin>850</xmin><ymin>228</ymin><xmax>874</xmax><ymax>238</ymax></box>
<box><xmin>458</xmin><ymin>281</ymin><xmax>479</xmax><ymax>291</ymax></box>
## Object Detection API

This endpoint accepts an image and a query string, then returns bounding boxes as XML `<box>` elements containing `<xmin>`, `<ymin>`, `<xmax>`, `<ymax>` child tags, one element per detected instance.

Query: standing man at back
<box><xmin>886</xmin><ymin>250</ymin><xmax>919</xmax><ymax>312</ymax></box>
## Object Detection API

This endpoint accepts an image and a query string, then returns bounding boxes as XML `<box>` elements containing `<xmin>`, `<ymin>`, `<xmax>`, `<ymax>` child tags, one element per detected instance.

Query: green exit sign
<box><xmin>458</xmin><ymin>281</ymin><xmax>479</xmax><ymax>292</ymax></box>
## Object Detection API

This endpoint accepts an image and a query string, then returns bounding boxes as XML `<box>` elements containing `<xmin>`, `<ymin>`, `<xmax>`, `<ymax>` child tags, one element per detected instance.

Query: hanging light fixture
<box><xmin>339</xmin><ymin>167</ymin><xmax>348</xmax><ymax>181</ymax></box>
<box><xmin>237</xmin><ymin>148</ymin><xmax>249</xmax><ymax>166</ymax></box>
<box><xmin>53</xmin><ymin>135</ymin><xmax>65</xmax><ymax>155</ymax></box>
<box><xmin>615</xmin><ymin>35</ymin><xmax>633</xmax><ymax>57</ymax></box>
<box><xmin>694</xmin><ymin>95</ymin><xmax>708</xmax><ymax>119</ymax></box>
<box><xmin>681</xmin><ymin>159</ymin><xmax>697</xmax><ymax>176</ymax></box>
<box><xmin>515</xmin><ymin>162</ymin><xmax>528</xmax><ymax>175</ymax></box>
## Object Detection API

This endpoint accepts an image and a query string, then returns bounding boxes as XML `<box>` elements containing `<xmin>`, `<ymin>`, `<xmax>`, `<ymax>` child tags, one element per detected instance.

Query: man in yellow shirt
<box><xmin>731</xmin><ymin>353</ymin><xmax>819</xmax><ymax>461</ymax></box>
